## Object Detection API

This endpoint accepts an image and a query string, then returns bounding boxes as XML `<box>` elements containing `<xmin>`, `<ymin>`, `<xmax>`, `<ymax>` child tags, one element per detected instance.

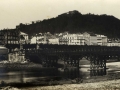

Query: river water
<box><xmin>0</xmin><ymin>60</ymin><xmax>120</xmax><ymax>85</ymax></box>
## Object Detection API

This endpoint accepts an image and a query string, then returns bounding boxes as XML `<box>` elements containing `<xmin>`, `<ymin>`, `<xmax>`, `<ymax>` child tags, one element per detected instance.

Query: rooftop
<box><xmin>20</xmin><ymin>32</ymin><xmax>28</xmax><ymax>35</ymax></box>
<box><xmin>0</xmin><ymin>46</ymin><xmax>7</xmax><ymax>49</ymax></box>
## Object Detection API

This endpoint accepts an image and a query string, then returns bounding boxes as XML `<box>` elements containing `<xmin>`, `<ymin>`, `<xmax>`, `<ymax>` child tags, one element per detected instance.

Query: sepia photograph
<box><xmin>0</xmin><ymin>0</ymin><xmax>120</xmax><ymax>89</ymax></box>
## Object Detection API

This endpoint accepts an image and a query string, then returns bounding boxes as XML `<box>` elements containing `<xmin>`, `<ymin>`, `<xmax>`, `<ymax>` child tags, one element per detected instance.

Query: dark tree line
<box><xmin>15</xmin><ymin>10</ymin><xmax>120</xmax><ymax>38</ymax></box>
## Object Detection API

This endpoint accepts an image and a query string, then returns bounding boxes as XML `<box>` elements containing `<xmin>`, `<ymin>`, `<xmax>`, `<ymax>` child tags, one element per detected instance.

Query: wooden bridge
<box><xmin>5</xmin><ymin>44</ymin><xmax>120</xmax><ymax>78</ymax></box>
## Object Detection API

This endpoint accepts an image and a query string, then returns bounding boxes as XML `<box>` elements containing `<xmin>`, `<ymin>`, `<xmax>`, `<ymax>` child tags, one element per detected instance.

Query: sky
<box><xmin>0</xmin><ymin>0</ymin><xmax>120</xmax><ymax>30</ymax></box>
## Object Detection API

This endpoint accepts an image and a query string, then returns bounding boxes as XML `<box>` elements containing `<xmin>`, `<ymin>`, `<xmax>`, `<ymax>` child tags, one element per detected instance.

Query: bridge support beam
<box><xmin>63</xmin><ymin>56</ymin><xmax>80</xmax><ymax>79</ymax></box>
<box><xmin>90</xmin><ymin>55</ymin><xmax>106</xmax><ymax>76</ymax></box>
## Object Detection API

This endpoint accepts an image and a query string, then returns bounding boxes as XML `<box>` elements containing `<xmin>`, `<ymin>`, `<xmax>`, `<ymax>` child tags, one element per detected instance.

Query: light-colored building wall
<box><xmin>31</xmin><ymin>37</ymin><xmax>37</xmax><ymax>44</ymax></box>
<box><xmin>89</xmin><ymin>34</ymin><xmax>107</xmax><ymax>46</ymax></box>
<box><xmin>20</xmin><ymin>32</ymin><xmax>29</xmax><ymax>44</ymax></box>
<box><xmin>96</xmin><ymin>35</ymin><xmax>107</xmax><ymax>46</ymax></box>
<box><xmin>59</xmin><ymin>32</ymin><xmax>107</xmax><ymax>46</ymax></box>
<box><xmin>48</xmin><ymin>38</ymin><xmax>59</xmax><ymax>44</ymax></box>
<box><xmin>30</xmin><ymin>34</ymin><xmax>46</xmax><ymax>44</ymax></box>
<box><xmin>102</xmin><ymin>37</ymin><xmax>107</xmax><ymax>46</ymax></box>
<box><xmin>107</xmin><ymin>43</ymin><xmax>120</xmax><ymax>46</ymax></box>
<box><xmin>90</xmin><ymin>36</ymin><xmax>98</xmax><ymax>45</ymax></box>
<box><xmin>20</xmin><ymin>32</ymin><xmax>28</xmax><ymax>40</ymax></box>
<box><xmin>83</xmin><ymin>32</ymin><xmax>90</xmax><ymax>45</ymax></box>
<box><xmin>97</xmin><ymin>37</ymin><xmax>102</xmax><ymax>45</ymax></box>
<box><xmin>59</xmin><ymin>34</ymin><xmax>85</xmax><ymax>45</ymax></box>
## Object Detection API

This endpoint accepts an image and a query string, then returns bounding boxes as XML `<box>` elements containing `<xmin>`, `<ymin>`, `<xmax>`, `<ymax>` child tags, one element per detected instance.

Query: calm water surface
<box><xmin>0</xmin><ymin>61</ymin><xmax>119</xmax><ymax>84</ymax></box>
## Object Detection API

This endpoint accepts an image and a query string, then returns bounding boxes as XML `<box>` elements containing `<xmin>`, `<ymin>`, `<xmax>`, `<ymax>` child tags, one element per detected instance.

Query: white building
<box><xmin>59</xmin><ymin>34</ymin><xmax>85</xmax><ymax>45</ymax></box>
<box><xmin>59</xmin><ymin>32</ymin><xmax>107</xmax><ymax>46</ymax></box>
<box><xmin>83</xmin><ymin>32</ymin><xmax>90</xmax><ymax>45</ymax></box>
<box><xmin>89</xmin><ymin>35</ymin><xmax>98</xmax><ymax>45</ymax></box>
<box><xmin>30</xmin><ymin>33</ymin><xmax>46</xmax><ymax>44</ymax></box>
<box><xmin>20</xmin><ymin>32</ymin><xmax>28</xmax><ymax>40</ymax></box>
<box><xmin>48</xmin><ymin>38</ymin><xmax>59</xmax><ymax>44</ymax></box>
<box><xmin>89</xmin><ymin>35</ymin><xmax>107</xmax><ymax>46</ymax></box>
<box><xmin>107</xmin><ymin>38</ymin><xmax>120</xmax><ymax>47</ymax></box>
<box><xmin>20</xmin><ymin>32</ymin><xmax>29</xmax><ymax>44</ymax></box>
<box><xmin>107</xmin><ymin>42</ymin><xmax>120</xmax><ymax>47</ymax></box>
<box><xmin>31</xmin><ymin>37</ymin><xmax>37</xmax><ymax>44</ymax></box>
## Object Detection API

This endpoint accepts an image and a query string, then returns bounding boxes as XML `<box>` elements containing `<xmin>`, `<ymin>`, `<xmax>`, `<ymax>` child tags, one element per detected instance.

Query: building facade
<box><xmin>59</xmin><ymin>32</ymin><xmax>107</xmax><ymax>46</ymax></box>
<box><xmin>59</xmin><ymin>34</ymin><xmax>86</xmax><ymax>45</ymax></box>
<box><xmin>48</xmin><ymin>38</ymin><xmax>59</xmax><ymax>44</ymax></box>
<box><xmin>31</xmin><ymin>33</ymin><xmax>46</xmax><ymax>44</ymax></box>
<box><xmin>107</xmin><ymin>42</ymin><xmax>120</xmax><ymax>46</ymax></box>
<box><xmin>20</xmin><ymin>32</ymin><xmax>29</xmax><ymax>44</ymax></box>
<box><xmin>0</xmin><ymin>29</ymin><xmax>20</xmax><ymax>45</ymax></box>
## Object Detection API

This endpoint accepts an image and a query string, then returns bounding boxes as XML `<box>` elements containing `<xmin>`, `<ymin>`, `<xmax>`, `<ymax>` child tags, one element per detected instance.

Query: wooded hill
<box><xmin>16</xmin><ymin>10</ymin><xmax>120</xmax><ymax>38</ymax></box>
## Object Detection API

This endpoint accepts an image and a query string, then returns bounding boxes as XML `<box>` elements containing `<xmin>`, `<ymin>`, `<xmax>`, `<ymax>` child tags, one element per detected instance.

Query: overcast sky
<box><xmin>0</xmin><ymin>0</ymin><xmax>120</xmax><ymax>29</ymax></box>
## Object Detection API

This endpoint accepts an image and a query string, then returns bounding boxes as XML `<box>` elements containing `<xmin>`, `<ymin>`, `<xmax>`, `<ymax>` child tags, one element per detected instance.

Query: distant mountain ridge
<box><xmin>16</xmin><ymin>10</ymin><xmax>120</xmax><ymax>38</ymax></box>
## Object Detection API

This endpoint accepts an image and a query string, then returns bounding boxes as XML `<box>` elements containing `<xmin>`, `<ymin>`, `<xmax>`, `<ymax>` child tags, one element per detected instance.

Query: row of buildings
<box><xmin>0</xmin><ymin>29</ymin><xmax>28</xmax><ymax>45</ymax></box>
<box><xmin>0</xmin><ymin>29</ymin><xmax>119</xmax><ymax>47</ymax></box>
<box><xmin>31</xmin><ymin>32</ymin><xmax>120</xmax><ymax>46</ymax></box>
<box><xmin>59</xmin><ymin>32</ymin><xmax>107</xmax><ymax>46</ymax></box>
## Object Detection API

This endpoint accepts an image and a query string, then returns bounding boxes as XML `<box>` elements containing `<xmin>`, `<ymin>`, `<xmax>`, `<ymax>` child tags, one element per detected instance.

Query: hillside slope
<box><xmin>16</xmin><ymin>10</ymin><xmax>120</xmax><ymax>38</ymax></box>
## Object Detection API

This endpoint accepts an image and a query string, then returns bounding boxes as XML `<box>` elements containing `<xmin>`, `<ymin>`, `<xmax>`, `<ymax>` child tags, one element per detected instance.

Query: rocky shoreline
<box><xmin>1</xmin><ymin>79</ymin><xmax>120</xmax><ymax>90</ymax></box>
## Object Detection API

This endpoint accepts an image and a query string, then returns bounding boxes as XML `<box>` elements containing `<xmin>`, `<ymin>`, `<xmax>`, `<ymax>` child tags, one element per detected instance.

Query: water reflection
<box><xmin>0</xmin><ymin>69</ymin><xmax>24</xmax><ymax>83</ymax></box>
<box><xmin>0</xmin><ymin>68</ymin><xmax>58</xmax><ymax>83</ymax></box>
<box><xmin>0</xmin><ymin>67</ymin><xmax>81</xmax><ymax>84</ymax></box>
<box><xmin>0</xmin><ymin>61</ymin><xmax>120</xmax><ymax>84</ymax></box>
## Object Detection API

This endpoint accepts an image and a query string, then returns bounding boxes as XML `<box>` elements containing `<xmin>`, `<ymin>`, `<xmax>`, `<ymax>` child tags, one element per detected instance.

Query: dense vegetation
<box><xmin>16</xmin><ymin>10</ymin><xmax>120</xmax><ymax>38</ymax></box>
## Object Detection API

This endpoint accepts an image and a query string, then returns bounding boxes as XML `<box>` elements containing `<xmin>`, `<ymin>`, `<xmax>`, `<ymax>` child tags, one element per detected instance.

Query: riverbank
<box><xmin>21</xmin><ymin>79</ymin><xmax>120</xmax><ymax>90</ymax></box>
<box><xmin>0</xmin><ymin>72</ymin><xmax>120</xmax><ymax>89</ymax></box>
<box><xmin>1</xmin><ymin>79</ymin><xmax>120</xmax><ymax>90</ymax></box>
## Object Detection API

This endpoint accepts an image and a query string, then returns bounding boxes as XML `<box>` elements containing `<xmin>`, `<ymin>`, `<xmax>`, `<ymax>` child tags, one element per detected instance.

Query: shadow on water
<box><xmin>0</xmin><ymin>66</ymin><xmax>85</xmax><ymax>87</ymax></box>
<box><xmin>0</xmin><ymin>58</ymin><xmax>91</xmax><ymax>87</ymax></box>
<box><xmin>0</xmin><ymin>59</ymin><xmax>120</xmax><ymax>87</ymax></box>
